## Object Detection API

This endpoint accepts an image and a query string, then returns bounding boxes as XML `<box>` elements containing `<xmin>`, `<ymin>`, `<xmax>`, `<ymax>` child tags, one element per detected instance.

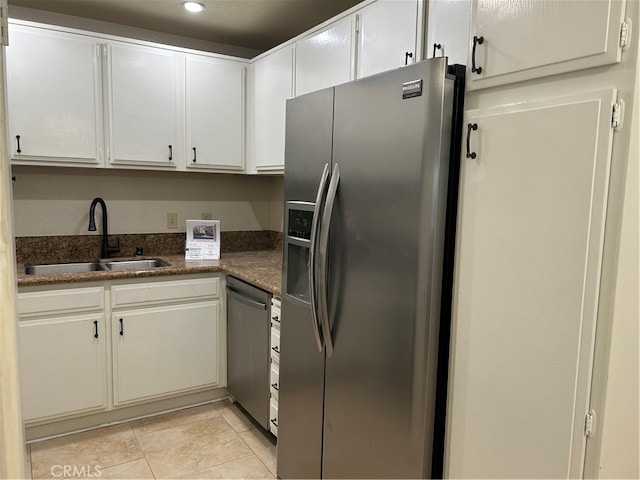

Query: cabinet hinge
<box><xmin>620</xmin><ymin>18</ymin><xmax>632</xmax><ymax>50</ymax></box>
<box><xmin>584</xmin><ymin>409</ymin><xmax>596</xmax><ymax>438</ymax></box>
<box><xmin>612</xmin><ymin>98</ymin><xmax>625</xmax><ymax>131</ymax></box>
<box><xmin>0</xmin><ymin>0</ymin><xmax>9</xmax><ymax>47</ymax></box>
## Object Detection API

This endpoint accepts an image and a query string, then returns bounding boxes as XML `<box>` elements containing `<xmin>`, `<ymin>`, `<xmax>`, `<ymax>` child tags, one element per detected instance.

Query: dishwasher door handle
<box><xmin>226</xmin><ymin>286</ymin><xmax>268</xmax><ymax>310</ymax></box>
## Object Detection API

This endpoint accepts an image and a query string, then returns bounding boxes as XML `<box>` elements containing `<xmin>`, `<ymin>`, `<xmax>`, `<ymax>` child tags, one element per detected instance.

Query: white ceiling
<box><xmin>7</xmin><ymin>0</ymin><xmax>363</xmax><ymax>53</ymax></box>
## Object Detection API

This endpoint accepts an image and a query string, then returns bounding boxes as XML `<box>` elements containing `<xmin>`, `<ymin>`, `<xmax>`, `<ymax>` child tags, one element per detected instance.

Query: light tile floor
<box><xmin>26</xmin><ymin>399</ymin><xmax>277</xmax><ymax>480</ymax></box>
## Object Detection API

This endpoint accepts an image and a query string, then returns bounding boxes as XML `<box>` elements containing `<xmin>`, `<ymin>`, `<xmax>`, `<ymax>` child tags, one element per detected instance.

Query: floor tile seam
<box><xmin>219</xmin><ymin>412</ymin><xmax>257</xmax><ymax>435</ymax></box>
<box><xmin>170</xmin><ymin>451</ymin><xmax>257</xmax><ymax>479</ymax></box>
<box><xmin>59</xmin><ymin>457</ymin><xmax>151</xmax><ymax>480</ymax></box>
<box><xmin>243</xmin><ymin>429</ymin><xmax>278</xmax><ymax>476</ymax></box>
<box><xmin>148</xmin><ymin>448</ymin><xmax>254</xmax><ymax>480</ymax></box>
<box><xmin>134</xmin><ymin>426</ymin><xmax>248</xmax><ymax>479</ymax></box>
<box><xmin>127</xmin><ymin>421</ymin><xmax>152</xmax><ymax>468</ymax></box>
<box><xmin>236</xmin><ymin>428</ymin><xmax>274</xmax><ymax>473</ymax></box>
<box><xmin>134</xmin><ymin>418</ymin><xmax>238</xmax><ymax>448</ymax></box>
<box><xmin>30</xmin><ymin>454</ymin><xmax>147</xmax><ymax>480</ymax></box>
<box><xmin>131</xmin><ymin>410</ymin><xmax>225</xmax><ymax>438</ymax></box>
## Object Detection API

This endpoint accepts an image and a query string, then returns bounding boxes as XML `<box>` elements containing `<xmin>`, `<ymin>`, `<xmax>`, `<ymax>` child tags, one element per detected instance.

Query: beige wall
<box><xmin>12</xmin><ymin>166</ymin><xmax>284</xmax><ymax>236</ymax></box>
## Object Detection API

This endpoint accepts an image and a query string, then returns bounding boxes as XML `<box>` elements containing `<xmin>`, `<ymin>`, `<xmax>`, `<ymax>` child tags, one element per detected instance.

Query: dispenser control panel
<box><xmin>288</xmin><ymin>209</ymin><xmax>313</xmax><ymax>240</ymax></box>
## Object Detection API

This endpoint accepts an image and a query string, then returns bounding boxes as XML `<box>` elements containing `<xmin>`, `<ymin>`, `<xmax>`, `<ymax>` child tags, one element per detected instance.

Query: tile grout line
<box><xmin>127</xmin><ymin>421</ymin><xmax>157</xmax><ymax>480</ymax></box>
<box><xmin>177</xmin><ymin>452</ymin><xmax>258</xmax><ymax>479</ymax></box>
<box><xmin>130</xmin><ymin>402</ymin><xmax>224</xmax><ymax>439</ymax></box>
<box><xmin>234</xmin><ymin>426</ymin><xmax>275</xmax><ymax>477</ymax></box>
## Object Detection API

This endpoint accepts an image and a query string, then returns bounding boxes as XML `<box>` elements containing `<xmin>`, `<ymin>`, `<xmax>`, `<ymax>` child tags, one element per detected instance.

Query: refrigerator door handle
<box><xmin>308</xmin><ymin>163</ymin><xmax>330</xmax><ymax>352</ymax></box>
<box><xmin>317</xmin><ymin>163</ymin><xmax>340</xmax><ymax>358</ymax></box>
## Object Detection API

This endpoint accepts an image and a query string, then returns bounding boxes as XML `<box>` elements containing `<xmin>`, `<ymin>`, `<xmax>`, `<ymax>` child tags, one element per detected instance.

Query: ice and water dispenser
<box><xmin>283</xmin><ymin>201</ymin><xmax>314</xmax><ymax>305</ymax></box>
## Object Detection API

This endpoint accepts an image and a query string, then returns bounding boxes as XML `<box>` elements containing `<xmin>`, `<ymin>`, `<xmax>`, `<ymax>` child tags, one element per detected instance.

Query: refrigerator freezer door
<box><xmin>278</xmin><ymin>88</ymin><xmax>335</xmax><ymax>480</ymax></box>
<box><xmin>321</xmin><ymin>59</ymin><xmax>454</xmax><ymax>478</ymax></box>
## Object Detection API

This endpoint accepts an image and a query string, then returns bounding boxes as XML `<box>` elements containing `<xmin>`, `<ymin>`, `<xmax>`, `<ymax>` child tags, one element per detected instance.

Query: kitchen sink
<box><xmin>24</xmin><ymin>259</ymin><xmax>170</xmax><ymax>275</ymax></box>
<box><xmin>25</xmin><ymin>262</ymin><xmax>107</xmax><ymax>275</ymax></box>
<box><xmin>103</xmin><ymin>259</ymin><xmax>170</xmax><ymax>271</ymax></box>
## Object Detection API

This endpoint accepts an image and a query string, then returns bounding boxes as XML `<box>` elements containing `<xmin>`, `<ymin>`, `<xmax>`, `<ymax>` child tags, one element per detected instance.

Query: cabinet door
<box><xmin>357</xmin><ymin>0</ymin><xmax>419</xmax><ymax>79</ymax></box>
<box><xmin>425</xmin><ymin>0</ymin><xmax>470</xmax><ymax>66</ymax></box>
<box><xmin>447</xmin><ymin>89</ymin><xmax>617</xmax><ymax>478</ymax></box>
<box><xmin>18</xmin><ymin>314</ymin><xmax>107</xmax><ymax>422</ymax></box>
<box><xmin>468</xmin><ymin>0</ymin><xmax>627</xmax><ymax>89</ymax></box>
<box><xmin>107</xmin><ymin>42</ymin><xmax>182</xmax><ymax>167</ymax></box>
<box><xmin>295</xmin><ymin>15</ymin><xmax>355</xmax><ymax>96</ymax></box>
<box><xmin>113</xmin><ymin>301</ymin><xmax>220</xmax><ymax>405</ymax></box>
<box><xmin>186</xmin><ymin>55</ymin><xmax>245</xmax><ymax>171</ymax></box>
<box><xmin>252</xmin><ymin>45</ymin><xmax>293</xmax><ymax>172</ymax></box>
<box><xmin>6</xmin><ymin>24</ymin><xmax>102</xmax><ymax>166</ymax></box>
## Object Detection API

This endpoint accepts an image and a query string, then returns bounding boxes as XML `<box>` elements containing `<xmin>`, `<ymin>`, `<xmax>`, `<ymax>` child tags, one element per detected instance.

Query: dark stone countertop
<box><xmin>17</xmin><ymin>250</ymin><xmax>283</xmax><ymax>296</ymax></box>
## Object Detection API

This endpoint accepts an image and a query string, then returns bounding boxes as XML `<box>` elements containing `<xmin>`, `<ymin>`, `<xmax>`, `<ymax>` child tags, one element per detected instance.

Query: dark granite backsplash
<box><xmin>16</xmin><ymin>231</ymin><xmax>282</xmax><ymax>264</ymax></box>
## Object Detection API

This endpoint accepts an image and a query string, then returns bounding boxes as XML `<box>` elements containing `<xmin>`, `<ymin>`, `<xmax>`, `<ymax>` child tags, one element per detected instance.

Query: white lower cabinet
<box><xmin>112</xmin><ymin>302</ymin><xmax>220</xmax><ymax>405</ymax></box>
<box><xmin>18</xmin><ymin>313</ymin><xmax>107</xmax><ymax>422</ymax></box>
<box><xmin>17</xmin><ymin>275</ymin><xmax>223</xmax><ymax>425</ymax></box>
<box><xmin>17</xmin><ymin>286</ymin><xmax>107</xmax><ymax>423</ymax></box>
<box><xmin>111</xmin><ymin>276</ymin><xmax>222</xmax><ymax>405</ymax></box>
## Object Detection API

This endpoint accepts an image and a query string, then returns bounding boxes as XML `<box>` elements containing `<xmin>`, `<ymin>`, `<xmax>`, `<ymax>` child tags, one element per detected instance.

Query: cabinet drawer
<box><xmin>112</xmin><ymin>277</ymin><xmax>219</xmax><ymax>308</ymax></box>
<box><xmin>269</xmin><ymin>397</ymin><xmax>279</xmax><ymax>437</ymax></box>
<box><xmin>270</xmin><ymin>360</ymin><xmax>280</xmax><ymax>400</ymax></box>
<box><xmin>271</xmin><ymin>297</ymin><xmax>281</xmax><ymax>327</ymax></box>
<box><xmin>270</xmin><ymin>326</ymin><xmax>281</xmax><ymax>361</ymax></box>
<box><xmin>18</xmin><ymin>286</ymin><xmax>104</xmax><ymax>317</ymax></box>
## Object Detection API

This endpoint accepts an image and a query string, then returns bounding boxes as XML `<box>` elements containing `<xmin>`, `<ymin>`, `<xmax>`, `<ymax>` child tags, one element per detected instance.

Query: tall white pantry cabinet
<box><xmin>446</xmin><ymin>0</ymin><xmax>637</xmax><ymax>478</ymax></box>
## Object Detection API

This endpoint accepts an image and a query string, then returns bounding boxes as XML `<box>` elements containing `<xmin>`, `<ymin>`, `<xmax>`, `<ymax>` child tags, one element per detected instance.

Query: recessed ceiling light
<box><xmin>183</xmin><ymin>2</ymin><xmax>205</xmax><ymax>13</ymax></box>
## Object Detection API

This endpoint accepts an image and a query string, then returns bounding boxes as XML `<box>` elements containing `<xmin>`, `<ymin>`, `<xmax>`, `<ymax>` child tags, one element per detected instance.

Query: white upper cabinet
<box><xmin>468</xmin><ymin>0</ymin><xmax>628</xmax><ymax>89</ymax></box>
<box><xmin>6</xmin><ymin>25</ymin><xmax>103</xmax><ymax>166</ymax></box>
<box><xmin>426</xmin><ymin>0</ymin><xmax>470</xmax><ymax>66</ymax></box>
<box><xmin>106</xmin><ymin>42</ymin><xmax>183</xmax><ymax>167</ymax></box>
<box><xmin>186</xmin><ymin>55</ymin><xmax>245</xmax><ymax>171</ymax></box>
<box><xmin>357</xmin><ymin>0</ymin><xmax>419</xmax><ymax>79</ymax></box>
<box><xmin>295</xmin><ymin>15</ymin><xmax>356</xmax><ymax>96</ymax></box>
<box><xmin>252</xmin><ymin>44</ymin><xmax>294</xmax><ymax>172</ymax></box>
<box><xmin>448</xmin><ymin>88</ymin><xmax>618</xmax><ymax>478</ymax></box>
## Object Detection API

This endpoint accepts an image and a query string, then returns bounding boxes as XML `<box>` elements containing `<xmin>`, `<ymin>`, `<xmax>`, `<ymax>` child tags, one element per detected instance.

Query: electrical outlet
<box><xmin>167</xmin><ymin>213</ymin><xmax>178</xmax><ymax>229</ymax></box>
<box><xmin>201</xmin><ymin>212</ymin><xmax>213</xmax><ymax>220</ymax></box>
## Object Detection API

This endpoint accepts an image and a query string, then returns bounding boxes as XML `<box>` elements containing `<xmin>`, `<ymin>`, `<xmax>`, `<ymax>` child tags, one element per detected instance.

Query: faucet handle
<box><xmin>108</xmin><ymin>237</ymin><xmax>121</xmax><ymax>255</ymax></box>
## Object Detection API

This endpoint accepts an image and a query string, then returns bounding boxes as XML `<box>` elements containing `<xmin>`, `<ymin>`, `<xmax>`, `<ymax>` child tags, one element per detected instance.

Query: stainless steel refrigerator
<box><xmin>278</xmin><ymin>58</ymin><xmax>465</xmax><ymax>479</ymax></box>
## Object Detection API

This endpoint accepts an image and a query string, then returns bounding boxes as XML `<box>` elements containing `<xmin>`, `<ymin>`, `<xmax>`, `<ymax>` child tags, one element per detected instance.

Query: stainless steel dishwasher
<box><xmin>226</xmin><ymin>275</ymin><xmax>272</xmax><ymax>429</ymax></box>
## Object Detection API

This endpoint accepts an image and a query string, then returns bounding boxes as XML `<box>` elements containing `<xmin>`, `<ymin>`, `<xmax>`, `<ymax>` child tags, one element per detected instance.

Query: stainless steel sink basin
<box><xmin>103</xmin><ymin>259</ymin><xmax>170</xmax><ymax>271</ymax></box>
<box><xmin>25</xmin><ymin>262</ymin><xmax>107</xmax><ymax>275</ymax></box>
<box><xmin>25</xmin><ymin>259</ymin><xmax>170</xmax><ymax>275</ymax></box>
